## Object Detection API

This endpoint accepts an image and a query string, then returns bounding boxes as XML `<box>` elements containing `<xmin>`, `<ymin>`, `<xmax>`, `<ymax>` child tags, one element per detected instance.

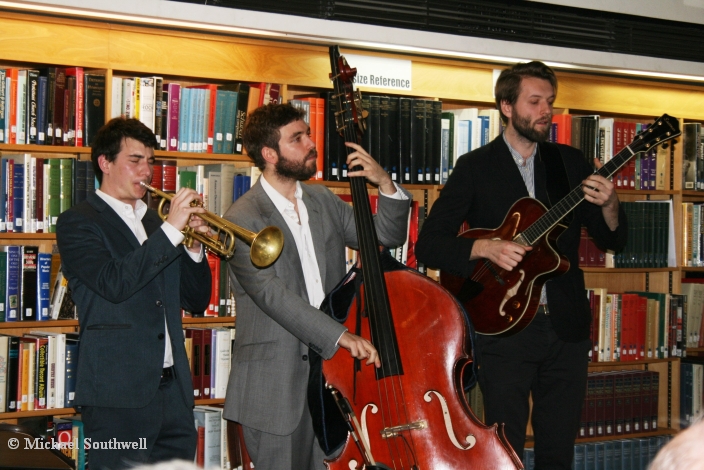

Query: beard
<box><xmin>511</xmin><ymin>109</ymin><xmax>551</xmax><ymax>143</ymax></box>
<box><xmin>275</xmin><ymin>149</ymin><xmax>318</xmax><ymax>181</ymax></box>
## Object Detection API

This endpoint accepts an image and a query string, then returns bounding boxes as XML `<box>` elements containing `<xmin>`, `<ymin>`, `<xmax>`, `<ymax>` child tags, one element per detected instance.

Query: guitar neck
<box><xmin>522</xmin><ymin>144</ymin><xmax>636</xmax><ymax>245</ymax></box>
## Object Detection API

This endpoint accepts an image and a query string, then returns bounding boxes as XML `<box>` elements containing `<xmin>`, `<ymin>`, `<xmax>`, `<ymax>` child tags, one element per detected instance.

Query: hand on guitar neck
<box><xmin>582</xmin><ymin>158</ymin><xmax>620</xmax><ymax>231</ymax></box>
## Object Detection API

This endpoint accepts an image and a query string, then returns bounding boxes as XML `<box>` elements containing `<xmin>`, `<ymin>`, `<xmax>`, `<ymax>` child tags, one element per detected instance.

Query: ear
<box><xmin>500</xmin><ymin>100</ymin><xmax>513</xmax><ymax>122</ymax></box>
<box><xmin>261</xmin><ymin>146</ymin><xmax>278</xmax><ymax>167</ymax></box>
<box><xmin>97</xmin><ymin>155</ymin><xmax>111</xmax><ymax>175</ymax></box>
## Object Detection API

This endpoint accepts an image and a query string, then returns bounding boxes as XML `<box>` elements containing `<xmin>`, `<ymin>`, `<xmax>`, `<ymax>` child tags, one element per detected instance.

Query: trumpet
<box><xmin>141</xmin><ymin>182</ymin><xmax>284</xmax><ymax>268</ymax></box>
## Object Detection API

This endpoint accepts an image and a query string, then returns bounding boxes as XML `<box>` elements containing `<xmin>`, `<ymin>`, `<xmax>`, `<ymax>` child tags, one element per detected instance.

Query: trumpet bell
<box><xmin>250</xmin><ymin>226</ymin><xmax>285</xmax><ymax>268</ymax></box>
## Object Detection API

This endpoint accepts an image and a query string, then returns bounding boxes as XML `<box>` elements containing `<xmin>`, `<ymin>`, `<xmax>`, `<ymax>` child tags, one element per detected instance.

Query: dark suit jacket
<box><xmin>223</xmin><ymin>180</ymin><xmax>411</xmax><ymax>436</ymax></box>
<box><xmin>56</xmin><ymin>192</ymin><xmax>211</xmax><ymax>408</ymax></box>
<box><xmin>416</xmin><ymin>136</ymin><xmax>628</xmax><ymax>342</ymax></box>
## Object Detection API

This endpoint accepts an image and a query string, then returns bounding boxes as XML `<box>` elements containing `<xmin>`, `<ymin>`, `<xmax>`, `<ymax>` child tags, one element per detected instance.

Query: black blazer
<box><xmin>56</xmin><ymin>193</ymin><xmax>211</xmax><ymax>408</ymax></box>
<box><xmin>416</xmin><ymin>136</ymin><xmax>627</xmax><ymax>342</ymax></box>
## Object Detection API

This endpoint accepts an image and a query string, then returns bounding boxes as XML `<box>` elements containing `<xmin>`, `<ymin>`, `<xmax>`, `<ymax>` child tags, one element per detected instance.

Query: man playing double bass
<box><xmin>416</xmin><ymin>61</ymin><xmax>628</xmax><ymax>469</ymax></box>
<box><xmin>222</xmin><ymin>103</ymin><xmax>411</xmax><ymax>470</ymax></box>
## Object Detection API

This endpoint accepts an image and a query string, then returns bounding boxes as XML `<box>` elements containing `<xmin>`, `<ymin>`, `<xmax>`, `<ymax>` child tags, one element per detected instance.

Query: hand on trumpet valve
<box><xmin>165</xmin><ymin>188</ymin><xmax>208</xmax><ymax>253</ymax></box>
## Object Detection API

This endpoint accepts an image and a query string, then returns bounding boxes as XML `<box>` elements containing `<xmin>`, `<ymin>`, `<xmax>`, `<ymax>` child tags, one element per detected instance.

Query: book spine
<box><xmin>167</xmin><ymin>83</ymin><xmax>180</xmax><ymax>152</ymax></box>
<box><xmin>26</xmin><ymin>70</ymin><xmax>39</xmax><ymax>145</ymax></box>
<box><xmin>84</xmin><ymin>74</ymin><xmax>106</xmax><ymax>148</ymax></box>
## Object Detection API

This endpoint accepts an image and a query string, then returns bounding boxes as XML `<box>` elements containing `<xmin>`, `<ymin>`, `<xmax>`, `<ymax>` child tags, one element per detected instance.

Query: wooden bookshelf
<box><xmin>0</xmin><ymin>6</ymin><xmax>701</xmax><ymax>446</ymax></box>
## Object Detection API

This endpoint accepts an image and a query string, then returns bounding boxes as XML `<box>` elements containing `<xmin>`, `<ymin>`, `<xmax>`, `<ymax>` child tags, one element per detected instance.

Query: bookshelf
<box><xmin>0</xmin><ymin>6</ymin><xmax>701</xmax><ymax>448</ymax></box>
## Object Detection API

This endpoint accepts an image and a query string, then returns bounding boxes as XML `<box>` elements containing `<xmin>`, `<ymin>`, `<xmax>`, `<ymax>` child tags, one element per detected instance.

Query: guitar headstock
<box><xmin>329</xmin><ymin>46</ymin><xmax>367</xmax><ymax>142</ymax></box>
<box><xmin>628</xmin><ymin>113</ymin><xmax>681</xmax><ymax>154</ymax></box>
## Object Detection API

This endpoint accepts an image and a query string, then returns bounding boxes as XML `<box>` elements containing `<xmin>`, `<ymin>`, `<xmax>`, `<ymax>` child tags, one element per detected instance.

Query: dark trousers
<box><xmin>81</xmin><ymin>373</ymin><xmax>197</xmax><ymax>470</ymax></box>
<box><xmin>475</xmin><ymin>310</ymin><xmax>590</xmax><ymax>470</ymax></box>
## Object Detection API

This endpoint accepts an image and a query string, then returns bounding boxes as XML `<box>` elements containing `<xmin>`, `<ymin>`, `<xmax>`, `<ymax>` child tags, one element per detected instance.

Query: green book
<box><xmin>59</xmin><ymin>158</ymin><xmax>74</xmax><ymax>215</ymax></box>
<box><xmin>47</xmin><ymin>159</ymin><xmax>61</xmax><ymax>233</ymax></box>
<box><xmin>177</xmin><ymin>169</ymin><xmax>196</xmax><ymax>190</ymax></box>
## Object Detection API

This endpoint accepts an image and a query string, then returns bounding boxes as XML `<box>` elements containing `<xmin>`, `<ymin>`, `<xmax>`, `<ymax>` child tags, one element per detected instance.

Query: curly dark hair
<box><xmin>243</xmin><ymin>103</ymin><xmax>306</xmax><ymax>170</ymax></box>
<box><xmin>91</xmin><ymin>118</ymin><xmax>157</xmax><ymax>184</ymax></box>
<box><xmin>494</xmin><ymin>61</ymin><xmax>557</xmax><ymax>124</ymax></box>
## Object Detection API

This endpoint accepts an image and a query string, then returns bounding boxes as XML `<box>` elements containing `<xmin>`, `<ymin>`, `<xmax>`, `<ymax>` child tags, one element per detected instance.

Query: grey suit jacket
<box><xmin>56</xmin><ymin>193</ymin><xmax>211</xmax><ymax>408</ymax></box>
<box><xmin>223</xmin><ymin>180</ymin><xmax>411</xmax><ymax>435</ymax></box>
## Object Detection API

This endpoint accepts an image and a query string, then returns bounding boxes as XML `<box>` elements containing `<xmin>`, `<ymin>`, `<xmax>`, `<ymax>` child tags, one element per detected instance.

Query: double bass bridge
<box><xmin>380</xmin><ymin>420</ymin><xmax>427</xmax><ymax>439</ymax></box>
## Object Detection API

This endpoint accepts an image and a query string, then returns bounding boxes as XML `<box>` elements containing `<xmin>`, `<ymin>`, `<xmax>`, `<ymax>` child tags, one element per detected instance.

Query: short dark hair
<box><xmin>243</xmin><ymin>104</ymin><xmax>307</xmax><ymax>170</ymax></box>
<box><xmin>494</xmin><ymin>61</ymin><xmax>558</xmax><ymax>124</ymax></box>
<box><xmin>91</xmin><ymin>118</ymin><xmax>157</xmax><ymax>184</ymax></box>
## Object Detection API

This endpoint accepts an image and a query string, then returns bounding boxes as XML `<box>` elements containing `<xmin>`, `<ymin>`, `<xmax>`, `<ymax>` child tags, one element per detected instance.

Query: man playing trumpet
<box><xmin>56</xmin><ymin>117</ymin><xmax>212</xmax><ymax>470</ymax></box>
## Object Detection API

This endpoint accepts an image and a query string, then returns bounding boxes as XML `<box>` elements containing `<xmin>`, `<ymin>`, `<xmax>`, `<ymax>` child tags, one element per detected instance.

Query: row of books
<box><xmin>0</xmin><ymin>245</ymin><xmax>53</xmax><ymax>322</ymax></box>
<box><xmin>551</xmin><ymin>114</ymin><xmax>669</xmax><ymax>191</ymax></box>
<box><xmin>579</xmin><ymin>370</ymin><xmax>660</xmax><ymax>440</ymax></box>
<box><xmin>680</xmin><ymin>360</ymin><xmax>703</xmax><ymax>429</ymax></box>
<box><xmin>682</xmin><ymin>122</ymin><xmax>704</xmax><ymax>191</ymax></box>
<box><xmin>681</xmin><ymin>202</ymin><xmax>704</xmax><ymax>267</ymax></box>
<box><xmin>184</xmin><ymin>327</ymin><xmax>234</xmax><ymax>401</ymax></box>
<box><xmin>113</xmin><ymin>77</ymin><xmax>281</xmax><ymax>155</ymax></box>
<box><xmin>616</xmin><ymin>201</ymin><xmax>674</xmax><ymax>269</ymax></box>
<box><xmin>15</xmin><ymin>415</ymin><xmax>88</xmax><ymax>470</ymax></box>
<box><xmin>149</xmin><ymin>161</ymin><xmax>261</xmax><ymax>217</ymax></box>
<box><xmin>587</xmin><ymin>289</ymin><xmax>685</xmax><ymax>362</ymax></box>
<box><xmin>523</xmin><ymin>435</ymin><xmax>672</xmax><ymax>470</ymax></box>
<box><xmin>0</xmin><ymin>332</ymin><xmax>79</xmax><ymax>413</ymax></box>
<box><xmin>0</xmin><ymin>67</ymin><xmax>105</xmax><ymax>148</ymax></box>
<box><xmin>1</xmin><ymin>155</ymin><xmax>94</xmax><ymax>234</ymax></box>
<box><xmin>322</xmin><ymin>93</ymin><xmax>456</xmax><ymax>186</ymax></box>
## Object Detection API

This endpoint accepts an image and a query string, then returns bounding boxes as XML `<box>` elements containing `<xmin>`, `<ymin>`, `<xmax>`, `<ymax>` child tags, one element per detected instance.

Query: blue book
<box><xmin>613</xmin><ymin>440</ymin><xmax>623</xmax><ymax>470</ymax></box>
<box><xmin>573</xmin><ymin>444</ymin><xmax>586</xmax><ymax>470</ymax></box>
<box><xmin>604</xmin><ymin>441</ymin><xmax>615</xmax><ymax>470</ymax></box>
<box><xmin>37</xmin><ymin>75</ymin><xmax>47</xmax><ymax>145</ymax></box>
<box><xmin>243</xmin><ymin>175</ymin><xmax>251</xmax><ymax>194</ymax></box>
<box><xmin>36</xmin><ymin>252</ymin><xmax>51</xmax><ymax>321</ymax></box>
<box><xmin>648</xmin><ymin>436</ymin><xmax>660</xmax><ymax>467</ymax></box>
<box><xmin>178</xmin><ymin>87</ymin><xmax>190</xmax><ymax>152</ymax></box>
<box><xmin>3</xmin><ymin>245</ymin><xmax>21</xmax><ymax>321</ymax></box>
<box><xmin>586</xmin><ymin>442</ymin><xmax>596</xmax><ymax>470</ymax></box>
<box><xmin>12</xmin><ymin>161</ymin><xmax>24</xmax><ymax>233</ymax></box>
<box><xmin>523</xmin><ymin>447</ymin><xmax>535</xmax><ymax>470</ymax></box>
<box><xmin>637</xmin><ymin>438</ymin><xmax>649</xmax><ymax>469</ymax></box>
<box><xmin>596</xmin><ymin>442</ymin><xmax>606</xmax><ymax>470</ymax></box>
<box><xmin>233</xmin><ymin>174</ymin><xmax>244</xmax><ymax>202</ymax></box>
<box><xmin>621</xmin><ymin>439</ymin><xmax>632</xmax><ymax>470</ymax></box>
<box><xmin>64</xmin><ymin>334</ymin><xmax>80</xmax><ymax>408</ymax></box>
<box><xmin>478</xmin><ymin>115</ymin><xmax>490</xmax><ymax>146</ymax></box>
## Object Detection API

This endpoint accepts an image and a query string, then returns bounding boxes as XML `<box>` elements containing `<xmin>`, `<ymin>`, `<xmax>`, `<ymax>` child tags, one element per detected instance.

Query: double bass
<box><xmin>315</xmin><ymin>46</ymin><xmax>523</xmax><ymax>470</ymax></box>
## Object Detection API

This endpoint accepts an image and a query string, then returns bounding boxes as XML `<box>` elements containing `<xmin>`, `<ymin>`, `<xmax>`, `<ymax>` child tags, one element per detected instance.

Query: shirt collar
<box><xmin>96</xmin><ymin>189</ymin><xmax>148</xmax><ymax>221</ymax></box>
<box><xmin>503</xmin><ymin>132</ymin><xmax>537</xmax><ymax>167</ymax></box>
<box><xmin>260</xmin><ymin>174</ymin><xmax>302</xmax><ymax>215</ymax></box>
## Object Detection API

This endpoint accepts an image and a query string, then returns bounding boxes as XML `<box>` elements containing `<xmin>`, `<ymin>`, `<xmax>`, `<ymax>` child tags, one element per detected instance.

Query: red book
<box><xmin>405</xmin><ymin>200</ymin><xmax>420</xmax><ymax>269</ymax></box>
<box><xmin>162</xmin><ymin>160</ymin><xmax>177</xmax><ymax>192</ymax></box>
<box><xmin>151</xmin><ymin>161</ymin><xmax>163</xmax><ymax>191</ymax></box>
<box><xmin>166</xmin><ymin>83</ymin><xmax>181</xmax><ymax>151</ymax></box>
<box><xmin>65</xmin><ymin>67</ymin><xmax>84</xmax><ymax>147</ymax></box>
<box><xmin>196</xmin><ymin>425</ymin><xmax>205</xmax><ymax>467</ymax></box>
<box><xmin>186</xmin><ymin>328</ymin><xmax>203</xmax><ymax>399</ymax></box>
<box><xmin>614</xmin><ymin>372</ymin><xmax>626</xmax><ymax>435</ymax></box>
<box><xmin>591</xmin><ymin>292</ymin><xmax>601</xmax><ymax>361</ymax></box>
<box><xmin>603</xmin><ymin>373</ymin><xmax>616</xmax><ymax>436</ymax></box>
<box><xmin>634</xmin><ymin>295</ymin><xmax>647</xmax><ymax>360</ymax></box>
<box><xmin>35</xmin><ymin>158</ymin><xmax>44</xmax><ymax>232</ymax></box>
<box><xmin>631</xmin><ymin>372</ymin><xmax>643</xmax><ymax>432</ymax></box>
<box><xmin>579</xmin><ymin>227</ymin><xmax>589</xmax><ymax>266</ymax></box>
<box><xmin>200</xmin><ymin>328</ymin><xmax>212</xmax><ymax>398</ymax></box>
<box><xmin>551</xmin><ymin>113</ymin><xmax>572</xmax><ymax>145</ymax></box>
<box><xmin>594</xmin><ymin>373</ymin><xmax>605</xmax><ymax>437</ymax></box>
<box><xmin>205</xmin><ymin>252</ymin><xmax>219</xmax><ymax>317</ymax></box>
<box><xmin>6</xmin><ymin>68</ymin><xmax>19</xmax><ymax>144</ymax></box>
<box><xmin>649</xmin><ymin>370</ymin><xmax>660</xmax><ymax>431</ymax></box>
